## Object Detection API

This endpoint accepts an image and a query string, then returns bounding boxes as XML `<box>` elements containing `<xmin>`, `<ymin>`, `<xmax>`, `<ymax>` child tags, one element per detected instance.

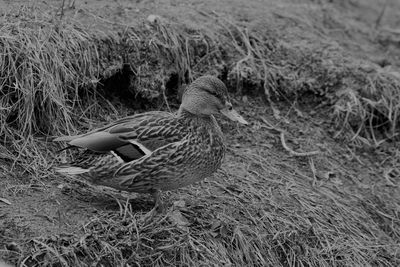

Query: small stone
<box><xmin>147</xmin><ymin>14</ymin><xmax>162</xmax><ymax>24</ymax></box>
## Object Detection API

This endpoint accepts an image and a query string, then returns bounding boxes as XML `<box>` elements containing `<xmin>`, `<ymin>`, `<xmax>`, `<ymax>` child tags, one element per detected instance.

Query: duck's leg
<box><xmin>142</xmin><ymin>190</ymin><xmax>163</xmax><ymax>221</ymax></box>
<box><xmin>152</xmin><ymin>190</ymin><xmax>164</xmax><ymax>212</ymax></box>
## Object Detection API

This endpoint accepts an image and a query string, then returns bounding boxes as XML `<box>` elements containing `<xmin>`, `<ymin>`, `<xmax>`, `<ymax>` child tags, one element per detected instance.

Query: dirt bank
<box><xmin>1</xmin><ymin>0</ymin><xmax>399</xmax><ymax>266</ymax></box>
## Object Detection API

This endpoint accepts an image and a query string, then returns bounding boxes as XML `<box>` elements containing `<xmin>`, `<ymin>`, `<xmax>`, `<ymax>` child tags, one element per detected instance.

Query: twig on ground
<box><xmin>375</xmin><ymin>0</ymin><xmax>389</xmax><ymax>29</ymax></box>
<box><xmin>383</xmin><ymin>168</ymin><xmax>398</xmax><ymax>187</ymax></box>
<box><xmin>280</xmin><ymin>132</ymin><xmax>321</xmax><ymax>157</ymax></box>
<box><xmin>260</xmin><ymin>117</ymin><xmax>321</xmax><ymax>157</ymax></box>
<box><xmin>309</xmin><ymin>157</ymin><xmax>318</xmax><ymax>186</ymax></box>
<box><xmin>0</xmin><ymin>197</ymin><xmax>11</xmax><ymax>205</ymax></box>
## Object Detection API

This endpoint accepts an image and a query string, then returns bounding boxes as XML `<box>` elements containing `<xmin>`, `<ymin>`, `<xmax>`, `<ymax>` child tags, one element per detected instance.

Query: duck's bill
<box><xmin>220</xmin><ymin>106</ymin><xmax>248</xmax><ymax>125</ymax></box>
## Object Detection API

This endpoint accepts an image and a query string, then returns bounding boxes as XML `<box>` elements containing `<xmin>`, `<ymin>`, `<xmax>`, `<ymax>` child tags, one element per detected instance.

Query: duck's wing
<box><xmin>54</xmin><ymin>111</ymin><xmax>185</xmax><ymax>162</ymax></box>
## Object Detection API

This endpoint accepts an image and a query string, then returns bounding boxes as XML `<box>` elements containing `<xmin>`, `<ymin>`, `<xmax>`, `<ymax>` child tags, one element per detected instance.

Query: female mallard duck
<box><xmin>54</xmin><ymin>75</ymin><xmax>247</xmax><ymax>210</ymax></box>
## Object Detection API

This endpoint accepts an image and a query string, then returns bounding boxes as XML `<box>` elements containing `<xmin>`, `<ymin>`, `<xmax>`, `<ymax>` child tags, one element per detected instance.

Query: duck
<box><xmin>54</xmin><ymin>75</ymin><xmax>248</xmax><ymax>211</ymax></box>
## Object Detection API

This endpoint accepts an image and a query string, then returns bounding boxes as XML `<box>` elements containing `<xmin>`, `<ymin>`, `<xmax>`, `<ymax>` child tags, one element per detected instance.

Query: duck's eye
<box><xmin>205</xmin><ymin>89</ymin><xmax>220</xmax><ymax>98</ymax></box>
<box><xmin>210</xmin><ymin>91</ymin><xmax>219</xmax><ymax>97</ymax></box>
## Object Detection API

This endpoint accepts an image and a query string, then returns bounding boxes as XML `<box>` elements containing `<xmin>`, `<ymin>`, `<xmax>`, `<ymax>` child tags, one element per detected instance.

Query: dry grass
<box><xmin>6</xmin><ymin>138</ymin><xmax>399</xmax><ymax>266</ymax></box>
<box><xmin>334</xmin><ymin>69</ymin><xmax>400</xmax><ymax>146</ymax></box>
<box><xmin>1</xmin><ymin>2</ymin><xmax>400</xmax><ymax>267</ymax></box>
<box><xmin>0</xmin><ymin>6</ymin><xmax>100</xmax><ymax>175</ymax></box>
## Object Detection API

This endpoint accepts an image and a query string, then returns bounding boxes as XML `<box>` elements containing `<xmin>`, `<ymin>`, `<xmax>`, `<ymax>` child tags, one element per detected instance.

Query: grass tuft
<box><xmin>0</xmin><ymin>6</ymin><xmax>100</xmax><ymax>174</ymax></box>
<box><xmin>334</xmin><ymin>69</ymin><xmax>400</xmax><ymax>145</ymax></box>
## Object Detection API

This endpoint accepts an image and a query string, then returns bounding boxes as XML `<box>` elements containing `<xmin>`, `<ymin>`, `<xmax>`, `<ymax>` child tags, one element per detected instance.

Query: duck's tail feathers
<box><xmin>55</xmin><ymin>166</ymin><xmax>90</xmax><ymax>175</ymax></box>
<box><xmin>53</xmin><ymin>135</ymin><xmax>81</xmax><ymax>142</ymax></box>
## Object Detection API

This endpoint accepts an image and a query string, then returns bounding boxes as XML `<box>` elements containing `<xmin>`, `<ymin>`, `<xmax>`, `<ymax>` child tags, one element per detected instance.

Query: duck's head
<box><xmin>179</xmin><ymin>76</ymin><xmax>248</xmax><ymax>124</ymax></box>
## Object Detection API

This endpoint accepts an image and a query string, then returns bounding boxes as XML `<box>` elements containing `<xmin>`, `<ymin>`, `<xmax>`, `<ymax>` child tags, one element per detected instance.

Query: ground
<box><xmin>1</xmin><ymin>0</ymin><xmax>400</xmax><ymax>266</ymax></box>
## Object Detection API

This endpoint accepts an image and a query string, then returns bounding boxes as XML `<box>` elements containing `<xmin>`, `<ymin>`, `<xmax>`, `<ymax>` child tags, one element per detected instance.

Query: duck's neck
<box><xmin>178</xmin><ymin>106</ymin><xmax>223</xmax><ymax>137</ymax></box>
<box><xmin>178</xmin><ymin>106</ymin><xmax>214</xmax><ymax>123</ymax></box>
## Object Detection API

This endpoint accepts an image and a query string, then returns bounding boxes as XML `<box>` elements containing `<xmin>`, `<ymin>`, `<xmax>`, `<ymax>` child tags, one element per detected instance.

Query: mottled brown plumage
<box><xmin>54</xmin><ymin>75</ymin><xmax>247</xmax><ymax>209</ymax></box>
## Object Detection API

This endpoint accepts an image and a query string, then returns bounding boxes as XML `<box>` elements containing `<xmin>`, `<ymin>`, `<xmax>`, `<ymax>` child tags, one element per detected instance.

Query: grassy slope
<box><xmin>1</xmin><ymin>0</ymin><xmax>400</xmax><ymax>266</ymax></box>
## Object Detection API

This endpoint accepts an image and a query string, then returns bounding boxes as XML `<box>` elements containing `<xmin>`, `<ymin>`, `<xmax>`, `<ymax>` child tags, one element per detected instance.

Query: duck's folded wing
<box><xmin>54</xmin><ymin>111</ymin><xmax>183</xmax><ymax>162</ymax></box>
